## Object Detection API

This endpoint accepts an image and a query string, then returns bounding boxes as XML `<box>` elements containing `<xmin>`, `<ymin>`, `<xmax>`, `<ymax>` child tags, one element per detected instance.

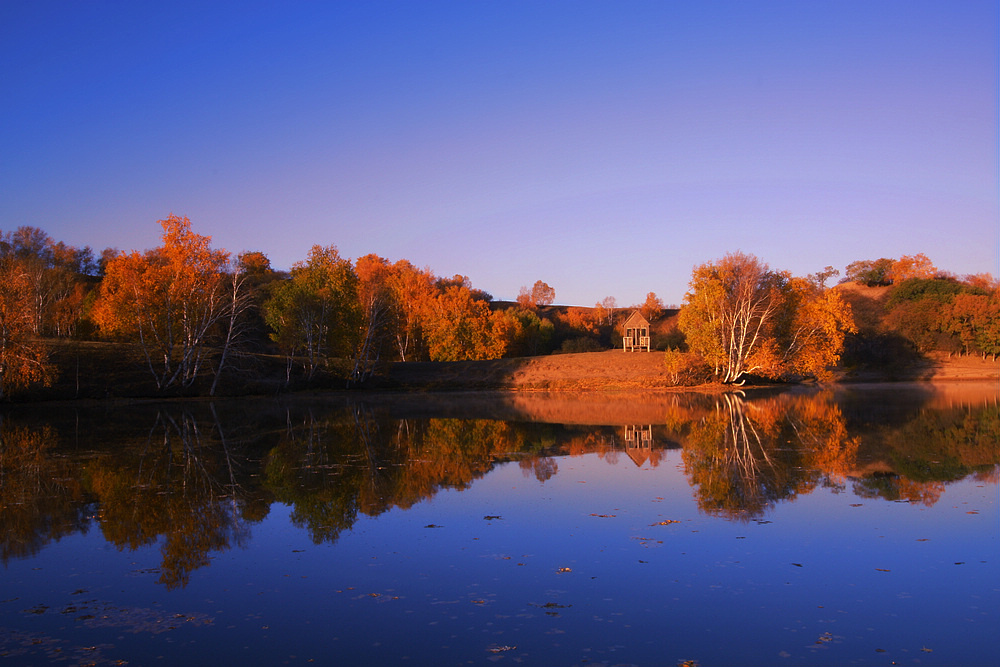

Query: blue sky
<box><xmin>2</xmin><ymin>1</ymin><xmax>996</xmax><ymax>306</ymax></box>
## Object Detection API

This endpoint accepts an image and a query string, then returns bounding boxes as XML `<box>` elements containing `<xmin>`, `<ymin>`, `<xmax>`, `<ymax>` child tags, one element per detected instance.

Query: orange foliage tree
<box><xmin>0</xmin><ymin>253</ymin><xmax>53</xmax><ymax>398</ymax></box>
<box><xmin>423</xmin><ymin>282</ymin><xmax>512</xmax><ymax>361</ymax></box>
<box><xmin>352</xmin><ymin>254</ymin><xmax>398</xmax><ymax>382</ymax></box>
<box><xmin>639</xmin><ymin>291</ymin><xmax>664</xmax><ymax>321</ymax></box>
<box><xmin>94</xmin><ymin>215</ymin><xmax>230</xmax><ymax>390</ymax></box>
<box><xmin>889</xmin><ymin>253</ymin><xmax>937</xmax><ymax>283</ymax></box>
<box><xmin>517</xmin><ymin>280</ymin><xmax>556</xmax><ymax>310</ymax></box>
<box><xmin>386</xmin><ymin>260</ymin><xmax>437</xmax><ymax>361</ymax></box>
<box><xmin>679</xmin><ymin>252</ymin><xmax>855</xmax><ymax>383</ymax></box>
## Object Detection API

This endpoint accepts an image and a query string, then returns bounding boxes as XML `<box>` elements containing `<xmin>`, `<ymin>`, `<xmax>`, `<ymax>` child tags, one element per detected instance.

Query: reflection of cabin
<box><xmin>623</xmin><ymin>425</ymin><xmax>654</xmax><ymax>466</ymax></box>
<box><xmin>622</xmin><ymin>311</ymin><xmax>651</xmax><ymax>352</ymax></box>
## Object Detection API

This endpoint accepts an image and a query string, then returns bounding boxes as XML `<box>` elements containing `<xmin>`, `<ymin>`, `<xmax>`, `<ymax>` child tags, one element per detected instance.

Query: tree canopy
<box><xmin>679</xmin><ymin>252</ymin><xmax>856</xmax><ymax>383</ymax></box>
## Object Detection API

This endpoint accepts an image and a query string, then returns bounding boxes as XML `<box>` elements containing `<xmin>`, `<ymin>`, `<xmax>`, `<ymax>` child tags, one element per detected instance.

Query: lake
<box><xmin>1</xmin><ymin>383</ymin><xmax>996</xmax><ymax>666</ymax></box>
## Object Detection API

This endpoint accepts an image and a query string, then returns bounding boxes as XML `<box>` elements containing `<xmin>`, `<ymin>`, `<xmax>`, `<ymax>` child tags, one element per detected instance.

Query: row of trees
<box><xmin>1</xmin><ymin>217</ymin><xmax>995</xmax><ymax>396</ymax></box>
<box><xmin>0</xmin><ymin>217</ymin><xmax>647</xmax><ymax>396</ymax></box>
<box><xmin>672</xmin><ymin>252</ymin><xmax>998</xmax><ymax>385</ymax></box>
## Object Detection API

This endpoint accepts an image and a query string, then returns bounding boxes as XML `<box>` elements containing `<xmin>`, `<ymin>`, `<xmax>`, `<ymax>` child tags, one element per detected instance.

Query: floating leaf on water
<box><xmin>651</xmin><ymin>520</ymin><xmax>680</xmax><ymax>526</ymax></box>
<box><xmin>488</xmin><ymin>645</ymin><xmax>517</xmax><ymax>653</ymax></box>
<box><xmin>875</xmin><ymin>568</ymin><xmax>891</xmax><ymax>572</ymax></box>
<box><xmin>792</xmin><ymin>563</ymin><xmax>803</xmax><ymax>567</ymax></box>
<box><xmin>556</xmin><ymin>567</ymin><xmax>572</xmax><ymax>573</ymax></box>
<box><xmin>424</xmin><ymin>524</ymin><xmax>442</xmax><ymax>528</ymax></box>
<box><xmin>483</xmin><ymin>515</ymin><xmax>502</xmax><ymax>520</ymax></box>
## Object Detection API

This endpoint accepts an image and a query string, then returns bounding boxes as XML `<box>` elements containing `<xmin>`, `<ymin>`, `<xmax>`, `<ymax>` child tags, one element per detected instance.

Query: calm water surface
<box><xmin>1</xmin><ymin>383</ymin><xmax>997</xmax><ymax>666</ymax></box>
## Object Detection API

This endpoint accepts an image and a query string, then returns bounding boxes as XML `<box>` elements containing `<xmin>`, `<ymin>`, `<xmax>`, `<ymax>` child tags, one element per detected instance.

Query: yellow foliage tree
<box><xmin>679</xmin><ymin>252</ymin><xmax>855</xmax><ymax>383</ymax></box>
<box><xmin>424</xmin><ymin>284</ymin><xmax>510</xmax><ymax>361</ymax></box>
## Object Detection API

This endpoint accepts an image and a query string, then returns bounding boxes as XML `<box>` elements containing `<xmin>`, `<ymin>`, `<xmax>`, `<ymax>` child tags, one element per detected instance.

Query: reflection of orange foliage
<box><xmin>677</xmin><ymin>391</ymin><xmax>862</xmax><ymax>519</ymax></box>
<box><xmin>787</xmin><ymin>392</ymin><xmax>860</xmax><ymax>483</ymax></box>
<box><xmin>895</xmin><ymin>478</ymin><xmax>945</xmax><ymax>507</ymax></box>
<box><xmin>0</xmin><ymin>423</ymin><xmax>80</xmax><ymax>562</ymax></box>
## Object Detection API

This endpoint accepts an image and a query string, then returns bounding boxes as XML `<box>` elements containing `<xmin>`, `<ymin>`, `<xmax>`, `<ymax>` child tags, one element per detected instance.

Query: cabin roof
<box><xmin>622</xmin><ymin>310</ymin><xmax>650</xmax><ymax>328</ymax></box>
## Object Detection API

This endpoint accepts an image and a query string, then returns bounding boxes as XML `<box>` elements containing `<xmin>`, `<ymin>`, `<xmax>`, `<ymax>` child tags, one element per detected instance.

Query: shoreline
<box><xmin>5</xmin><ymin>346</ymin><xmax>996</xmax><ymax>406</ymax></box>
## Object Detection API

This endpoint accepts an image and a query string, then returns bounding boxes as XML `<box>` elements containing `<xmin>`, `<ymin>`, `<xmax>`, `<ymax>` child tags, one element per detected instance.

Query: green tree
<box><xmin>262</xmin><ymin>245</ymin><xmax>359</xmax><ymax>382</ymax></box>
<box><xmin>844</xmin><ymin>258</ymin><xmax>894</xmax><ymax>286</ymax></box>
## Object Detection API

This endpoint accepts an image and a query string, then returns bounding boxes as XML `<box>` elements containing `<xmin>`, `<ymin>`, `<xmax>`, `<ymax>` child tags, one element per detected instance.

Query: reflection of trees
<box><xmin>5</xmin><ymin>391</ymin><xmax>997</xmax><ymax>577</ymax></box>
<box><xmin>678</xmin><ymin>392</ymin><xmax>860</xmax><ymax>520</ymax></box>
<box><xmin>0</xmin><ymin>419</ymin><xmax>91</xmax><ymax>563</ymax></box>
<box><xmin>852</xmin><ymin>398</ymin><xmax>999</xmax><ymax>503</ymax></box>
<box><xmin>263</xmin><ymin>408</ymin><xmax>525</xmax><ymax>543</ymax></box>
<box><xmin>87</xmin><ymin>407</ymin><xmax>262</xmax><ymax>589</ymax></box>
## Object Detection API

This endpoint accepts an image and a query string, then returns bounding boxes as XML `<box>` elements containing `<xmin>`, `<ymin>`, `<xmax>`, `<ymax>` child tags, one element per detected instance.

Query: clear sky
<box><xmin>2</xmin><ymin>1</ymin><xmax>997</xmax><ymax>306</ymax></box>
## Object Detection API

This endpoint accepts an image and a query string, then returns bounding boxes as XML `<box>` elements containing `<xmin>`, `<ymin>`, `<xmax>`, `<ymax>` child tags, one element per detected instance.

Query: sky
<box><xmin>2</xmin><ymin>1</ymin><xmax>997</xmax><ymax>307</ymax></box>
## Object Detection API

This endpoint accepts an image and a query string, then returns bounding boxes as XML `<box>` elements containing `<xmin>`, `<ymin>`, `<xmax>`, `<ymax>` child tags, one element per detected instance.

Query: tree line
<box><xmin>0</xmin><ymin>216</ymin><xmax>648</xmax><ymax>397</ymax></box>
<box><xmin>672</xmin><ymin>252</ymin><xmax>998</xmax><ymax>385</ymax></box>
<box><xmin>0</xmin><ymin>217</ymin><xmax>995</xmax><ymax>397</ymax></box>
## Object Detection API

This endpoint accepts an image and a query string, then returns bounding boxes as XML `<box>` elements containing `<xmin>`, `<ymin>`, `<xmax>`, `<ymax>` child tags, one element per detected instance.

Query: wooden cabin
<box><xmin>622</xmin><ymin>310</ymin><xmax>651</xmax><ymax>352</ymax></box>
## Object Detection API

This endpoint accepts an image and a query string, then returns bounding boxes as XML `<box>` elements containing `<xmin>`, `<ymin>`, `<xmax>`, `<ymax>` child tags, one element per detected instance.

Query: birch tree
<box><xmin>679</xmin><ymin>252</ymin><xmax>854</xmax><ymax>383</ymax></box>
<box><xmin>94</xmin><ymin>215</ymin><xmax>230</xmax><ymax>390</ymax></box>
<box><xmin>0</xmin><ymin>254</ymin><xmax>53</xmax><ymax>398</ymax></box>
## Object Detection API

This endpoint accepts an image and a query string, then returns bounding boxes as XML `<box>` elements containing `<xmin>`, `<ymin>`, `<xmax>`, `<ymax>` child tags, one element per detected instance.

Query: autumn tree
<box><xmin>506</xmin><ymin>308</ymin><xmax>554</xmax><ymax>356</ymax></box>
<box><xmin>94</xmin><ymin>215</ymin><xmax>231</xmax><ymax>390</ymax></box>
<box><xmin>884</xmin><ymin>276</ymin><xmax>999</xmax><ymax>359</ymax></box>
<box><xmin>0</xmin><ymin>226</ymin><xmax>99</xmax><ymax>338</ymax></box>
<box><xmin>594</xmin><ymin>296</ymin><xmax>618</xmax><ymax>326</ymax></box>
<box><xmin>262</xmin><ymin>245</ymin><xmax>360</xmax><ymax>382</ymax></box>
<box><xmin>386</xmin><ymin>260</ymin><xmax>436</xmax><ymax>361</ymax></box>
<box><xmin>679</xmin><ymin>252</ymin><xmax>855</xmax><ymax>383</ymax></box>
<box><xmin>774</xmin><ymin>277</ymin><xmax>857</xmax><ymax>380</ymax></box>
<box><xmin>808</xmin><ymin>266</ymin><xmax>840</xmax><ymax>289</ymax></box>
<box><xmin>0</xmin><ymin>254</ymin><xmax>53</xmax><ymax>398</ymax></box>
<box><xmin>517</xmin><ymin>280</ymin><xmax>555</xmax><ymax>310</ymax></box>
<box><xmin>351</xmin><ymin>254</ymin><xmax>398</xmax><ymax>383</ymax></box>
<box><xmin>889</xmin><ymin>253</ymin><xmax>936</xmax><ymax>283</ymax></box>
<box><xmin>639</xmin><ymin>292</ymin><xmax>664</xmax><ymax>321</ymax></box>
<box><xmin>208</xmin><ymin>252</ymin><xmax>278</xmax><ymax>395</ymax></box>
<box><xmin>424</xmin><ymin>283</ymin><xmax>510</xmax><ymax>361</ymax></box>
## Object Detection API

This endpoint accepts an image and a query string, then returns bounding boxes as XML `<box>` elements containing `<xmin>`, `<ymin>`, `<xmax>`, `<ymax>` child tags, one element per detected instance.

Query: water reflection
<box><xmin>1</xmin><ymin>385</ymin><xmax>996</xmax><ymax>588</ymax></box>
